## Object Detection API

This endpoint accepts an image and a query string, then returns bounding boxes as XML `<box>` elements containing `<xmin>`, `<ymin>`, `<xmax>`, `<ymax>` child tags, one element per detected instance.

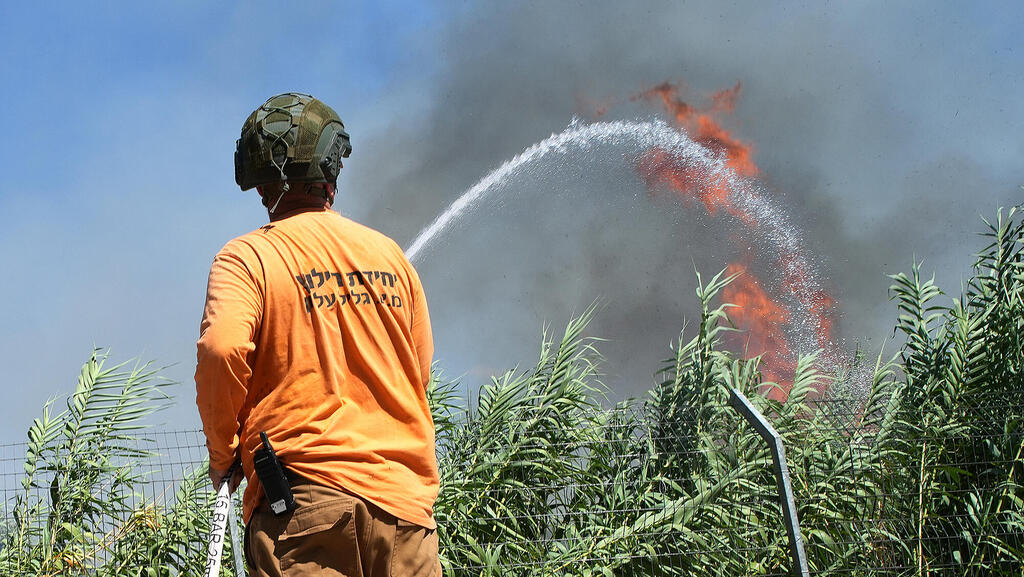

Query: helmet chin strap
<box><xmin>268</xmin><ymin>183</ymin><xmax>289</xmax><ymax>214</ymax></box>
<box><xmin>261</xmin><ymin>181</ymin><xmax>332</xmax><ymax>214</ymax></box>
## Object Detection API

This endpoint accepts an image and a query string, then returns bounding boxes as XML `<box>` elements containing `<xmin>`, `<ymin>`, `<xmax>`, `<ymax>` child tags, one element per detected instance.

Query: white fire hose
<box><xmin>204</xmin><ymin>472</ymin><xmax>247</xmax><ymax>577</ymax></box>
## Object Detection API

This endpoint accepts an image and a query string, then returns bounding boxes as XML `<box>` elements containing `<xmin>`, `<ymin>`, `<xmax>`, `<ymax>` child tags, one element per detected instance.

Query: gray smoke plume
<box><xmin>344</xmin><ymin>1</ymin><xmax>1023</xmax><ymax>399</ymax></box>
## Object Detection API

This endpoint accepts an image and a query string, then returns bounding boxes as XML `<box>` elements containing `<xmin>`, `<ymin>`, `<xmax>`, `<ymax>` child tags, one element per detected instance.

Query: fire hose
<box><xmin>205</xmin><ymin>435</ymin><xmax>292</xmax><ymax>576</ymax></box>
<box><xmin>204</xmin><ymin>464</ymin><xmax>246</xmax><ymax>577</ymax></box>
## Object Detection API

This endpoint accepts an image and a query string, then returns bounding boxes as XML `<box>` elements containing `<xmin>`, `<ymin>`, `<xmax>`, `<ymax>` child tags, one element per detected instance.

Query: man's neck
<box><xmin>261</xmin><ymin>182</ymin><xmax>334</xmax><ymax>222</ymax></box>
<box><xmin>268</xmin><ymin>200</ymin><xmax>330</xmax><ymax>222</ymax></box>
<box><xmin>264</xmin><ymin>191</ymin><xmax>331</xmax><ymax>223</ymax></box>
<box><xmin>268</xmin><ymin>205</ymin><xmax>329</xmax><ymax>222</ymax></box>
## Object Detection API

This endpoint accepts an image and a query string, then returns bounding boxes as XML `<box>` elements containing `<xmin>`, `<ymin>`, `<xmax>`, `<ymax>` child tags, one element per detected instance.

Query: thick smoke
<box><xmin>346</xmin><ymin>1</ymin><xmax>1022</xmax><ymax>398</ymax></box>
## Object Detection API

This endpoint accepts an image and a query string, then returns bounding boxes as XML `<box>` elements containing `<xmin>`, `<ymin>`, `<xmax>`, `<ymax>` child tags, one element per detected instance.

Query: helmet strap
<box><xmin>268</xmin><ymin>184</ymin><xmax>289</xmax><ymax>214</ymax></box>
<box><xmin>259</xmin><ymin>181</ymin><xmax>333</xmax><ymax>213</ymax></box>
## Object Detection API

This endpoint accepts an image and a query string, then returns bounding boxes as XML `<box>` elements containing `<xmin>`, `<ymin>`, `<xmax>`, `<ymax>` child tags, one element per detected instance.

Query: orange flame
<box><xmin>630</xmin><ymin>81</ymin><xmax>841</xmax><ymax>397</ymax></box>
<box><xmin>639</xmin><ymin>82</ymin><xmax>757</xmax><ymax>178</ymax></box>
<box><xmin>635</xmin><ymin>147</ymin><xmax>753</xmax><ymax>222</ymax></box>
<box><xmin>633</xmin><ymin>83</ymin><xmax>758</xmax><ymax>223</ymax></box>
<box><xmin>722</xmin><ymin>264</ymin><xmax>796</xmax><ymax>397</ymax></box>
<box><xmin>777</xmin><ymin>252</ymin><xmax>836</xmax><ymax>346</ymax></box>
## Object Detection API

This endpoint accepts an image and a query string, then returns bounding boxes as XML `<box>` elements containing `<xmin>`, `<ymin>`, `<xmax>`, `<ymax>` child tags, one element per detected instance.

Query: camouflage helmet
<box><xmin>234</xmin><ymin>93</ymin><xmax>352</xmax><ymax>191</ymax></box>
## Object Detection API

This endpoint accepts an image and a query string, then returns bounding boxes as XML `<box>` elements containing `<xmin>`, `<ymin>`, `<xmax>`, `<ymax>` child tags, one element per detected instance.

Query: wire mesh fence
<box><xmin>0</xmin><ymin>429</ymin><xmax>231</xmax><ymax>575</ymax></box>
<box><xmin>0</xmin><ymin>387</ymin><xmax>1021</xmax><ymax>576</ymax></box>
<box><xmin>0</xmin><ymin>429</ymin><xmax>209</xmax><ymax>521</ymax></box>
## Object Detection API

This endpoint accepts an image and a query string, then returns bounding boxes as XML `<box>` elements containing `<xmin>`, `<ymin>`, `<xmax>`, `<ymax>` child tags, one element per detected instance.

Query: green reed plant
<box><xmin>0</xmin><ymin>353</ymin><xmax>245</xmax><ymax>576</ymax></box>
<box><xmin>2</xmin><ymin>207</ymin><xmax>1021</xmax><ymax>576</ymax></box>
<box><xmin>431</xmin><ymin>207</ymin><xmax>1023</xmax><ymax>576</ymax></box>
<box><xmin>0</xmin><ymin>352</ymin><xmax>170</xmax><ymax>575</ymax></box>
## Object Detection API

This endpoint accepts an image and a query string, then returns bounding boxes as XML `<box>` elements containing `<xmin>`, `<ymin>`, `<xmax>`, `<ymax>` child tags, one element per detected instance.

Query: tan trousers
<box><xmin>245</xmin><ymin>480</ymin><xmax>441</xmax><ymax>577</ymax></box>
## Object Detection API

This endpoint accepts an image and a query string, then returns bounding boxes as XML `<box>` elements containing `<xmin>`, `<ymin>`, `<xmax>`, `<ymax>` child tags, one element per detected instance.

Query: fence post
<box><xmin>728</xmin><ymin>388</ymin><xmax>810</xmax><ymax>577</ymax></box>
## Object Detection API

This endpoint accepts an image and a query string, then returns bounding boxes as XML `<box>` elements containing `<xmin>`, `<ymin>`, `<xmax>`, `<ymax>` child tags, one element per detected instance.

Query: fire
<box><xmin>637</xmin><ymin>82</ymin><xmax>758</xmax><ymax>178</ymax></box>
<box><xmin>777</xmin><ymin>252</ymin><xmax>836</xmax><ymax>346</ymax></box>
<box><xmin>633</xmin><ymin>83</ymin><xmax>758</xmax><ymax>223</ymax></box>
<box><xmin>628</xmin><ymin>80</ymin><xmax>839</xmax><ymax>397</ymax></box>
<box><xmin>722</xmin><ymin>264</ymin><xmax>796</xmax><ymax>397</ymax></box>
<box><xmin>635</xmin><ymin>147</ymin><xmax>754</xmax><ymax>223</ymax></box>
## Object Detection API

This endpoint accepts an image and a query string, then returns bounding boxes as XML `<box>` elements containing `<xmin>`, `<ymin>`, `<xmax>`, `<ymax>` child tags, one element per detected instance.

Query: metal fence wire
<box><xmin>0</xmin><ymin>391</ymin><xmax>1021</xmax><ymax>576</ymax></box>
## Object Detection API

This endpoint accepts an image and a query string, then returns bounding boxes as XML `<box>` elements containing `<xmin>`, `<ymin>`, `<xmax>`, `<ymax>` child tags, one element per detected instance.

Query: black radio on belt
<box><xmin>253</xmin><ymin>432</ymin><xmax>296</xmax><ymax>515</ymax></box>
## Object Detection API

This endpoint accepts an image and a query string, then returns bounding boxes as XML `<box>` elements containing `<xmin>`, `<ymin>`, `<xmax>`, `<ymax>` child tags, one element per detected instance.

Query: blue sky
<box><xmin>0</xmin><ymin>2</ymin><xmax>443</xmax><ymax>436</ymax></box>
<box><xmin>0</xmin><ymin>2</ymin><xmax>1021</xmax><ymax>440</ymax></box>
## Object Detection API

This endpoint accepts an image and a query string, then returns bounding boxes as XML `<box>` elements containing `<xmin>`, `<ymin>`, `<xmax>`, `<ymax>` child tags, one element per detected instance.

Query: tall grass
<box><xmin>0</xmin><ymin>354</ymin><xmax>244</xmax><ymax>576</ymax></box>
<box><xmin>431</xmin><ymin>207</ymin><xmax>1024</xmax><ymax>576</ymax></box>
<box><xmin>1</xmin><ymin>208</ymin><xmax>1021</xmax><ymax>575</ymax></box>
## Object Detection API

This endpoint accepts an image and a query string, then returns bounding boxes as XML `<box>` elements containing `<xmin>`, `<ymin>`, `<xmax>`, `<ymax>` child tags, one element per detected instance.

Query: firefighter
<box><xmin>196</xmin><ymin>93</ymin><xmax>440</xmax><ymax>576</ymax></box>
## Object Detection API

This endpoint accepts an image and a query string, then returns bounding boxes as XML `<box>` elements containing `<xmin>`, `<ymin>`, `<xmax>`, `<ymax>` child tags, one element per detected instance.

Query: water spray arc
<box><xmin>406</xmin><ymin>119</ymin><xmax>708</xmax><ymax>261</ymax></box>
<box><xmin>406</xmin><ymin>116</ymin><xmax>839</xmax><ymax>392</ymax></box>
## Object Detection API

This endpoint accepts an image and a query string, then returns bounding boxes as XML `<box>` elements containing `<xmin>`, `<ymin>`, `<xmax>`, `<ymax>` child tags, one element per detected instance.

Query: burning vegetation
<box><xmin>633</xmin><ymin>80</ymin><xmax>839</xmax><ymax>397</ymax></box>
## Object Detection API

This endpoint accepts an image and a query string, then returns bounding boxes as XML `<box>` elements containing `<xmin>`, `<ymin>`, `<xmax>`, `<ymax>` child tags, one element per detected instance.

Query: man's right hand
<box><xmin>209</xmin><ymin>465</ymin><xmax>244</xmax><ymax>494</ymax></box>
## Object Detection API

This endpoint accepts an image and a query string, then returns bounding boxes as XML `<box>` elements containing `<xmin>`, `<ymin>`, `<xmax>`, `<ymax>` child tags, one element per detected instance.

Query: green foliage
<box><xmin>431</xmin><ymin>208</ymin><xmax>1024</xmax><ymax>576</ymax></box>
<box><xmin>0</xmin><ymin>352</ymin><xmax>245</xmax><ymax>576</ymax></box>
<box><xmin>2</xmin><ymin>208</ymin><xmax>1022</xmax><ymax>576</ymax></box>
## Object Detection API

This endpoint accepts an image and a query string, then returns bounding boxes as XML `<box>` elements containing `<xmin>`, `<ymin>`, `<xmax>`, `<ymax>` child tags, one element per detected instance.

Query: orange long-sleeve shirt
<box><xmin>195</xmin><ymin>207</ymin><xmax>438</xmax><ymax>528</ymax></box>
